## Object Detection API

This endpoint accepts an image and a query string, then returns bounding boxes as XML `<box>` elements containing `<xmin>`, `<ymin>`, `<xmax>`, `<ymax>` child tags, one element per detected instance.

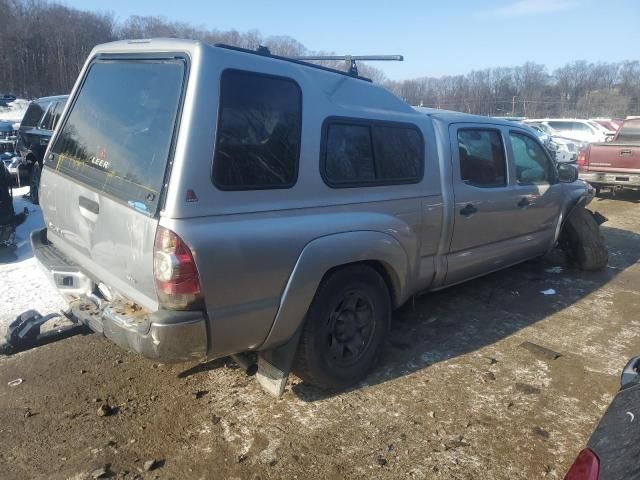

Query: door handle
<box><xmin>620</xmin><ymin>149</ymin><xmax>632</xmax><ymax>156</ymax></box>
<box><xmin>517</xmin><ymin>197</ymin><xmax>531</xmax><ymax>208</ymax></box>
<box><xmin>79</xmin><ymin>196</ymin><xmax>99</xmax><ymax>215</ymax></box>
<box><xmin>459</xmin><ymin>203</ymin><xmax>478</xmax><ymax>217</ymax></box>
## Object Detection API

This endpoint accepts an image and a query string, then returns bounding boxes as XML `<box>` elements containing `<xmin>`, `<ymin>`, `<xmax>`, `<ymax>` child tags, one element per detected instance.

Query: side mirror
<box><xmin>557</xmin><ymin>163</ymin><xmax>579</xmax><ymax>183</ymax></box>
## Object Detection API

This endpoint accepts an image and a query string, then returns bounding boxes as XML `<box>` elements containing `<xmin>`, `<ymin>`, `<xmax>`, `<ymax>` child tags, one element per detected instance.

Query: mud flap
<box><xmin>256</xmin><ymin>327</ymin><xmax>302</xmax><ymax>397</ymax></box>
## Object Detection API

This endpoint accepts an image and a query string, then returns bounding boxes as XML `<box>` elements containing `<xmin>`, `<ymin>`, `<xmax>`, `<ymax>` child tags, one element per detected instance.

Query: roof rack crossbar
<box><xmin>291</xmin><ymin>55</ymin><xmax>403</xmax><ymax>61</ymax></box>
<box><xmin>292</xmin><ymin>54</ymin><xmax>403</xmax><ymax>76</ymax></box>
<box><xmin>213</xmin><ymin>44</ymin><xmax>403</xmax><ymax>81</ymax></box>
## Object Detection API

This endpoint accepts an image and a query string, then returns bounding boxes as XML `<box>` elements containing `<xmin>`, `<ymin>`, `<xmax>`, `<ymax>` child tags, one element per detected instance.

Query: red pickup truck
<box><xmin>577</xmin><ymin>118</ymin><xmax>640</xmax><ymax>195</ymax></box>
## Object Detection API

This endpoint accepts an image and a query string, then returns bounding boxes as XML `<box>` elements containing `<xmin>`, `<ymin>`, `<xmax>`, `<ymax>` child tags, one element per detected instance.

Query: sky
<box><xmin>63</xmin><ymin>0</ymin><xmax>639</xmax><ymax>81</ymax></box>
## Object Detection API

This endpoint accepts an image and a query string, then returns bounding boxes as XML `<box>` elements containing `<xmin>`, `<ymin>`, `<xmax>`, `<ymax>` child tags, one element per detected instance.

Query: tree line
<box><xmin>385</xmin><ymin>60</ymin><xmax>640</xmax><ymax>118</ymax></box>
<box><xmin>0</xmin><ymin>0</ymin><xmax>638</xmax><ymax>118</ymax></box>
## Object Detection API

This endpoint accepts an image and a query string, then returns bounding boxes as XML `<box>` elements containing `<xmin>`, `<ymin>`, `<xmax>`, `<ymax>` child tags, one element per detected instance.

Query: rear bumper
<box><xmin>579</xmin><ymin>171</ymin><xmax>640</xmax><ymax>188</ymax></box>
<box><xmin>31</xmin><ymin>228</ymin><xmax>208</xmax><ymax>362</ymax></box>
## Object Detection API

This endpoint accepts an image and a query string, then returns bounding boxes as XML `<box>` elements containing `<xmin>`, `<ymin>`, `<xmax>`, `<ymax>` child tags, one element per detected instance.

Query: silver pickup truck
<box><xmin>32</xmin><ymin>39</ymin><xmax>607</xmax><ymax>395</ymax></box>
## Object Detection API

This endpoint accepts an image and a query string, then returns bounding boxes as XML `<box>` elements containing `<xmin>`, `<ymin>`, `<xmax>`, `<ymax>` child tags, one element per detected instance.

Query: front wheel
<box><xmin>30</xmin><ymin>162</ymin><xmax>42</xmax><ymax>205</ymax></box>
<box><xmin>293</xmin><ymin>264</ymin><xmax>391</xmax><ymax>390</ymax></box>
<box><xmin>560</xmin><ymin>206</ymin><xmax>608</xmax><ymax>271</ymax></box>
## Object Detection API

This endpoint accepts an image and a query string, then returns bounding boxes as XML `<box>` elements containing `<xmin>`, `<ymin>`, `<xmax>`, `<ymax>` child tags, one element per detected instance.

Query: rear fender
<box><xmin>258</xmin><ymin>231</ymin><xmax>409</xmax><ymax>351</ymax></box>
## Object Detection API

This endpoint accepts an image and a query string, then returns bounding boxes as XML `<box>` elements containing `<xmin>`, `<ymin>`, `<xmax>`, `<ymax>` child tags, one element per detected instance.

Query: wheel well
<box><xmin>320</xmin><ymin>260</ymin><xmax>400</xmax><ymax>309</ymax></box>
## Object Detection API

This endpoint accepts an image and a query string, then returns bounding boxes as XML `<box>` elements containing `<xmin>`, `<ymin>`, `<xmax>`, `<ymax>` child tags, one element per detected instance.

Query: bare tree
<box><xmin>1</xmin><ymin>0</ymin><xmax>638</xmax><ymax>118</ymax></box>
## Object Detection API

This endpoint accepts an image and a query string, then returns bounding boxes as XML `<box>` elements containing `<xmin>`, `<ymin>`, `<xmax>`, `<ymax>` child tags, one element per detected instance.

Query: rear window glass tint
<box><xmin>509</xmin><ymin>132</ymin><xmax>554</xmax><ymax>185</ymax></box>
<box><xmin>212</xmin><ymin>70</ymin><xmax>302</xmax><ymax>190</ymax></box>
<box><xmin>40</xmin><ymin>104</ymin><xmax>55</xmax><ymax>130</ymax></box>
<box><xmin>21</xmin><ymin>102</ymin><xmax>47</xmax><ymax>127</ymax></box>
<box><xmin>616</xmin><ymin>120</ymin><xmax>640</xmax><ymax>143</ymax></box>
<box><xmin>372</xmin><ymin>126</ymin><xmax>422</xmax><ymax>181</ymax></box>
<box><xmin>457</xmin><ymin>129</ymin><xmax>506</xmax><ymax>188</ymax></box>
<box><xmin>323</xmin><ymin>119</ymin><xmax>423</xmax><ymax>187</ymax></box>
<box><xmin>50</xmin><ymin>60</ymin><xmax>185</xmax><ymax>215</ymax></box>
<box><xmin>325</xmin><ymin>124</ymin><xmax>375</xmax><ymax>183</ymax></box>
<box><xmin>51</xmin><ymin>101</ymin><xmax>65</xmax><ymax>130</ymax></box>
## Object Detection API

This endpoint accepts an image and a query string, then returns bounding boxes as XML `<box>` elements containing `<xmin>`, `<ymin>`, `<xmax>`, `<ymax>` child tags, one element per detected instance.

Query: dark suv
<box><xmin>17</xmin><ymin>95</ymin><xmax>68</xmax><ymax>203</ymax></box>
<box><xmin>0</xmin><ymin>93</ymin><xmax>17</xmax><ymax>107</ymax></box>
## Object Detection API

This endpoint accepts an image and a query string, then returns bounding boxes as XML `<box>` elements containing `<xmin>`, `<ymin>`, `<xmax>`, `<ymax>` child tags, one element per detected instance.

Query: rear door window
<box><xmin>50</xmin><ymin>59</ymin><xmax>186</xmax><ymax>215</ymax></box>
<box><xmin>40</xmin><ymin>103</ymin><xmax>56</xmax><ymax>130</ymax></box>
<box><xmin>21</xmin><ymin>102</ymin><xmax>47</xmax><ymax>128</ymax></box>
<box><xmin>509</xmin><ymin>132</ymin><xmax>556</xmax><ymax>185</ymax></box>
<box><xmin>212</xmin><ymin>70</ymin><xmax>302</xmax><ymax>190</ymax></box>
<box><xmin>50</xmin><ymin>101</ymin><xmax>65</xmax><ymax>130</ymax></box>
<box><xmin>457</xmin><ymin>129</ymin><xmax>506</xmax><ymax>188</ymax></box>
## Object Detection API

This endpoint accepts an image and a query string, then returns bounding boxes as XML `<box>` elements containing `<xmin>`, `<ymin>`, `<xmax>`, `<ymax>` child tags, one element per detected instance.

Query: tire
<box><xmin>293</xmin><ymin>264</ymin><xmax>391</xmax><ymax>390</ymax></box>
<box><xmin>30</xmin><ymin>162</ymin><xmax>41</xmax><ymax>205</ymax></box>
<box><xmin>560</xmin><ymin>206</ymin><xmax>608</xmax><ymax>271</ymax></box>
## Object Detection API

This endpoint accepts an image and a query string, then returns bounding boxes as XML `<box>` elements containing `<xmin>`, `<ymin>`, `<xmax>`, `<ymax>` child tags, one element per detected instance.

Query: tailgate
<box><xmin>586</xmin><ymin>143</ymin><xmax>640</xmax><ymax>174</ymax></box>
<box><xmin>40</xmin><ymin>57</ymin><xmax>187</xmax><ymax>310</ymax></box>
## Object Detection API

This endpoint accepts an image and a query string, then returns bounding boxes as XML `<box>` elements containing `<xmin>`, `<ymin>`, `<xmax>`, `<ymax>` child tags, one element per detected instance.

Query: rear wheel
<box><xmin>560</xmin><ymin>206</ymin><xmax>608</xmax><ymax>271</ymax></box>
<box><xmin>30</xmin><ymin>162</ymin><xmax>41</xmax><ymax>205</ymax></box>
<box><xmin>294</xmin><ymin>264</ymin><xmax>391</xmax><ymax>390</ymax></box>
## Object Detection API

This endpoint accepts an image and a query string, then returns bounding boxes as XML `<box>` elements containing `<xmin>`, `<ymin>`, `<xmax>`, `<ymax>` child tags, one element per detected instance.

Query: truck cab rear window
<box><xmin>50</xmin><ymin>59</ymin><xmax>186</xmax><ymax>214</ymax></box>
<box><xmin>615</xmin><ymin>120</ymin><xmax>640</xmax><ymax>143</ymax></box>
<box><xmin>212</xmin><ymin>70</ymin><xmax>302</xmax><ymax>190</ymax></box>
<box><xmin>322</xmin><ymin>119</ymin><xmax>423</xmax><ymax>187</ymax></box>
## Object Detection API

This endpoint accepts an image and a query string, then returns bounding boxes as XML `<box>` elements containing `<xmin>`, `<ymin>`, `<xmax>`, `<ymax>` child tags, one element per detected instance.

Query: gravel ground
<box><xmin>0</xmin><ymin>190</ymin><xmax>638</xmax><ymax>480</ymax></box>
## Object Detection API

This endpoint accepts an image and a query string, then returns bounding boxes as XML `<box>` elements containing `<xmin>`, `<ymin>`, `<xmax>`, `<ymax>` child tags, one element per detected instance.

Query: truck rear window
<box><xmin>616</xmin><ymin>120</ymin><xmax>640</xmax><ymax>143</ymax></box>
<box><xmin>49</xmin><ymin>59</ymin><xmax>185</xmax><ymax>215</ymax></box>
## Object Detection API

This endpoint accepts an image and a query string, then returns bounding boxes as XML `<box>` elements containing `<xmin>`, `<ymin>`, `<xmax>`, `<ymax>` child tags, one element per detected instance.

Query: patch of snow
<box><xmin>0</xmin><ymin>187</ymin><xmax>67</xmax><ymax>334</ymax></box>
<box><xmin>0</xmin><ymin>99</ymin><xmax>29</xmax><ymax>124</ymax></box>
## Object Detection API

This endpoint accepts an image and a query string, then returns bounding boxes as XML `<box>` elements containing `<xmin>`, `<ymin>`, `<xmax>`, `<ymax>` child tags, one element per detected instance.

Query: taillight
<box><xmin>154</xmin><ymin>226</ymin><xmax>203</xmax><ymax>310</ymax></box>
<box><xmin>576</xmin><ymin>148</ymin><xmax>588</xmax><ymax>170</ymax></box>
<box><xmin>564</xmin><ymin>448</ymin><xmax>599</xmax><ymax>480</ymax></box>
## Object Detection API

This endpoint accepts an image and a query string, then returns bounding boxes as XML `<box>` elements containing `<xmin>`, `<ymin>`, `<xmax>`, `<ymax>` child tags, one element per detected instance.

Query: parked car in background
<box><xmin>0</xmin><ymin>119</ymin><xmax>17</xmax><ymax>141</ymax></box>
<box><xmin>0</xmin><ymin>93</ymin><xmax>17</xmax><ymax>107</ymax></box>
<box><xmin>525</xmin><ymin>122</ymin><xmax>585</xmax><ymax>163</ymax></box>
<box><xmin>563</xmin><ymin>356</ymin><xmax>640</xmax><ymax>480</ymax></box>
<box><xmin>526</xmin><ymin>119</ymin><xmax>612</xmax><ymax>144</ymax></box>
<box><xmin>588</xmin><ymin>120</ymin><xmax>616</xmax><ymax>139</ymax></box>
<box><xmin>16</xmin><ymin>95</ymin><xmax>68</xmax><ymax>203</ymax></box>
<box><xmin>577</xmin><ymin>118</ymin><xmax>640</xmax><ymax>195</ymax></box>
<box><xmin>0</xmin><ymin>120</ymin><xmax>18</xmax><ymax>158</ymax></box>
<box><xmin>0</xmin><ymin>152</ymin><xmax>27</xmax><ymax>185</ymax></box>
<box><xmin>33</xmin><ymin>39</ymin><xmax>607</xmax><ymax>396</ymax></box>
<box><xmin>590</xmin><ymin>118</ymin><xmax>623</xmax><ymax>133</ymax></box>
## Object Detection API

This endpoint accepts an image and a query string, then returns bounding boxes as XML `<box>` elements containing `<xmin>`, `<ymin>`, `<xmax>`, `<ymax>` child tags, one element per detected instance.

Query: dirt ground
<box><xmin>1</xmin><ymin>191</ymin><xmax>639</xmax><ymax>480</ymax></box>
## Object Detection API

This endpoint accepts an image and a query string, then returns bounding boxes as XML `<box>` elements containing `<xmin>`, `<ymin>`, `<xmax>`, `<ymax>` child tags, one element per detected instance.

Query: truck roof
<box><xmin>89</xmin><ymin>38</ymin><xmax>421</xmax><ymax>121</ymax></box>
<box><xmin>87</xmin><ymin>39</ymin><xmax>529</xmax><ymax>129</ymax></box>
<box><xmin>35</xmin><ymin>94</ymin><xmax>69</xmax><ymax>103</ymax></box>
<box><xmin>413</xmin><ymin>106</ymin><xmax>523</xmax><ymax>127</ymax></box>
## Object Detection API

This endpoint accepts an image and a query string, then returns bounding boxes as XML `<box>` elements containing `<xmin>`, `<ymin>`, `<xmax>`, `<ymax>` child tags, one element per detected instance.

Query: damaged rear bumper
<box><xmin>31</xmin><ymin>228</ymin><xmax>208</xmax><ymax>362</ymax></box>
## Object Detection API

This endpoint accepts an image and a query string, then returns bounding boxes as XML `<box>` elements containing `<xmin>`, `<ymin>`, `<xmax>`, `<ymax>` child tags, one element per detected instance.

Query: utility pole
<box><xmin>512</xmin><ymin>96</ymin><xmax>516</xmax><ymax>115</ymax></box>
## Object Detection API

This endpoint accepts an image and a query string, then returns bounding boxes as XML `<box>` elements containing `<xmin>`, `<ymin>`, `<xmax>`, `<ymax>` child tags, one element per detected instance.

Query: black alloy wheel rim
<box><xmin>324</xmin><ymin>289</ymin><xmax>375</xmax><ymax>368</ymax></box>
